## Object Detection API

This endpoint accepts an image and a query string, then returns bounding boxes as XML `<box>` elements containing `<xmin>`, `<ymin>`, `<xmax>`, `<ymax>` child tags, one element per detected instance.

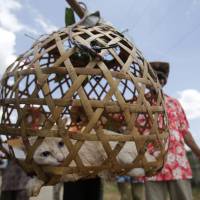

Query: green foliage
<box><xmin>65</xmin><ymin>7</ymin><xmax>75</xmax><ymax>26</ymax></box>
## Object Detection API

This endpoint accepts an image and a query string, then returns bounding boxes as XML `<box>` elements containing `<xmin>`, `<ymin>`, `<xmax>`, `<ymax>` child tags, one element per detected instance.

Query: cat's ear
<box><xmin>7</xmin><ymin>137</ymin><xmax>38</xmax><ymax>148</ymax></box>
<box><xmin>7</xmin><ymin>138</ymin><xmax>24</xmax><ymax>149</ymax></box>
<box><xmin>3</xmin><ymin>139</ymin><xmax>26</xmax><ymax>159</ymax></box>
<box><xmin>51</xmin><ymin>117</ymin><xmax>70</xmax><ymax>131</ymax></box>
<box><xmin>28</xmin><ymin>137</ymin><xmax>37</xmax><ymax>146</ymax></box>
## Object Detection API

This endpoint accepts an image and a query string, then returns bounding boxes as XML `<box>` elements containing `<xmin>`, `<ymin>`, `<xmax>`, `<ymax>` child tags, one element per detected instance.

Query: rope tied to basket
<box><xmin>66</xmin><ymin>0</ymin><xmax>118</xmax><ymax>61</ymax></box>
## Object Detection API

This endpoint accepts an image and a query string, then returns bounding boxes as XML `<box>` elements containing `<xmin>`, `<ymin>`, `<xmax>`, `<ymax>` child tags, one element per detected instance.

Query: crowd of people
<box><xmin>0</xmin><ymin>61</ymin><xmax>200</xmax><ymax>200</ymax></box>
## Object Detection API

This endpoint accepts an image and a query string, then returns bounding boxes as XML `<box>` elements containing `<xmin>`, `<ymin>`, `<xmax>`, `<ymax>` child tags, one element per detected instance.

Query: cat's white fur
<box><xmin>32</xmin><ymin>137</ymin><xmax>68</xmax><ymax>166</ymax></box>
<box><xmin>25</xmin><ymin>128</ymin><xmax>157</xmax><ymax>196</ymax></box>
<box><xmin>3</xmin><ymin>128</ymin><xmax>157</xmax><ymax>196</ymax></box>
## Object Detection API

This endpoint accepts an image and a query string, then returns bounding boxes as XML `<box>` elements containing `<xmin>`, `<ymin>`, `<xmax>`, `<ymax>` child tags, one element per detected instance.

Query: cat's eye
<box><xmin>58</xmin><ymin>141</ymin><xmax>64</xmax><ymax>148</ymax></box>
<box><xmin>41</xmin><ymin>151</ymin><xmax>51</xmax><ymax>157</ymax></box>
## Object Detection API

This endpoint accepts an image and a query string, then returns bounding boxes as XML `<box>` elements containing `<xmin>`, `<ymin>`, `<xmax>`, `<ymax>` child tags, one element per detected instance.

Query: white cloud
<box><xmin>0</xmin><ymin>0</ymin><xmax>58</xmax><ymax>75</ymax></box>
<box><xmin>23</xmin><ymin>2</ymin><xmax>58</xmax><ymax>34</ymax></box>
<box><xmin>0</xmin><ymin>28</ymin><xmax>16</xmax><ymax>73</ymax></box>
<box><xmin>178</xmin><ymin>89</ymin><xmax>200</xmax><ymax>120</ymax></box>
<box><xmin>0</xmin><ymin>0</ymin><xmax>38</xmax><ymax>34</ymax></box>
<box><xmin>0</xmin><ymin>0</ymin><xmax>21</xmax><ymax>72</ymax></box>
<box><xmin>0</xmin><ymin>0</ymin><xmax>36</xmax><ymax>73</ymax></box>
<box><xmin>0</xmin><ymin>0</ymin><xmax>23</xmax><ymax>32</ymax></box>
<box><xmin>35</xmin><ymin>16</ymin><xmax>58</xmax><ymax>33</ymax></box>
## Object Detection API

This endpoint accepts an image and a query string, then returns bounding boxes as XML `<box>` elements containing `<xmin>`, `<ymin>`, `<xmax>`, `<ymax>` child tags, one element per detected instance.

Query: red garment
<box><xmin>147</xmin><ymin>95</ymin><xmax>192</xmax><ymax>181</ymax></box>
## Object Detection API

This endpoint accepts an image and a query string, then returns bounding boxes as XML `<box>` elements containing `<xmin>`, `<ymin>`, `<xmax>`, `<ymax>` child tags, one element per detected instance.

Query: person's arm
<box><xmin>184</xmin><ymin>130</ymin><xmax>200</xmax><ymax>159</ymax></box>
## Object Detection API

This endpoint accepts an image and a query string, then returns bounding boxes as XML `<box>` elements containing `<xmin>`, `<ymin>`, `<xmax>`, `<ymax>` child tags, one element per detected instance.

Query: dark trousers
<box><xmin>0</xmin><ymin>190</ymin><xmax>29</xmax><ymax>200</ymax></box>
<box><xmin>63</xmin><ymin>177</ymin><xmax>103</xmax><ymax>200</ymax></box>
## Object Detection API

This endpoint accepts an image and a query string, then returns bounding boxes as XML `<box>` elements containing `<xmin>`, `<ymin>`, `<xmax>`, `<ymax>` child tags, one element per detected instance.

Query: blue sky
<box><xmin>0</xmin><ymin>0</ymin><xmax>200</xmax><ymax>145</ymax></box>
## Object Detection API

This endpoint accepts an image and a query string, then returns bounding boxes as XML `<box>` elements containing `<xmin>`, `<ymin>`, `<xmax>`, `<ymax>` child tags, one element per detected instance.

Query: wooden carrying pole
<box><xmin>66</xmin><ymin>0</ymin><xmax>85</xmax><ymax>18</ymax></box>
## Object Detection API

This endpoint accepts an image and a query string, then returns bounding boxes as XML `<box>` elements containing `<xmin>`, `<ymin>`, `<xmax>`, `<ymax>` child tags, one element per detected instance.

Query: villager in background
<box><xmin>117</xmin><ymin>176</ymin><xmax>145</xmax><ymax>200</ymax></box>
<box><xmin>0</xmin><ymin>160</ymin><xmax>30</xmax><ymax>200</ymax></box>
<box><xmin>145</xmin><ymin>62</ymin><xmax>200</xmax><ymax>200</ymax></box>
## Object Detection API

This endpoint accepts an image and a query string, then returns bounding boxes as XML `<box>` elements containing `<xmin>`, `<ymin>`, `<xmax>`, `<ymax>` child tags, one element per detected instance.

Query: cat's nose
<box><xmin>56</xmin><ymin>154</ymin><xmax>65</xmax><ymax>162</ymax></box>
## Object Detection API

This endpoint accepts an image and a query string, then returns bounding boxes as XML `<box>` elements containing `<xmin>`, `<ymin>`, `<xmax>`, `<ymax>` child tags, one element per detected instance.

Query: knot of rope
<box><xmin>67</xmin><ymin>1</ymin><xmax>117</xmax><ymax>61</ymax></box>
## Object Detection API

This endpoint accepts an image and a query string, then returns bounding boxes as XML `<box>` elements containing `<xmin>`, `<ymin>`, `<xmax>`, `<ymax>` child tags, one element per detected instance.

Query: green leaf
<box><xmin>65</xmin><ymin>7</ymin><xmax>75</xmax><ymax>27</ymax></box>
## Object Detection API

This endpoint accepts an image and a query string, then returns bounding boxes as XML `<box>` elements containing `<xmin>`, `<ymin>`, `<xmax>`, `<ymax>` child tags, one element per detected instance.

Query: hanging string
<box><xmin>65</xmin><ymin>1</ymin><xmax>118</xmax><ymax>61</ymax></box>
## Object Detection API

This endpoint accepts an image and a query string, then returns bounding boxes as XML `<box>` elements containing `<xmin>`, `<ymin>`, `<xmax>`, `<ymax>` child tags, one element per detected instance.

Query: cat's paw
<box><xmin>26</xmin><ymin>176</ymin><xmax>44</xmax><ymax>197</ymax></box>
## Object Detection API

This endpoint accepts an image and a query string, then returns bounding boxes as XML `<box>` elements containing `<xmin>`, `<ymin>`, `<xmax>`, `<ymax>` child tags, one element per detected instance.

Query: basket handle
<box><xmin>66</xmin><ymin>0</ymin><xmax>85</xmax><ymax>18</ymax></box>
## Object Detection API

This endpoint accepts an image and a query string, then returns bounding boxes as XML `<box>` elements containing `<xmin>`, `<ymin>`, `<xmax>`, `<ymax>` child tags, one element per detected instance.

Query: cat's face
<box><xmin>32</xmin><ymin>137</ymin><xmax>69</xmax><ymax>166</ymax></box>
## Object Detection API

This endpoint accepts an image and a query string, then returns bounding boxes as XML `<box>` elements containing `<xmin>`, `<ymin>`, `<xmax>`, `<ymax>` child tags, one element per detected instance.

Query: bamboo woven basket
<box><xmin>0</xmin><ymin>22</ymin><xmax>168</xmax><ymax>184</ymax></box>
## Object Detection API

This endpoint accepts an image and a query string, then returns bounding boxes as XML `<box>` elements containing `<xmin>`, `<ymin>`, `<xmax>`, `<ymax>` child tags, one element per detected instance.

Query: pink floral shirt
<box><xmin>147</xmin><ymin>95</ymin><xmax>192</xmax><ymax>181</ymax></box>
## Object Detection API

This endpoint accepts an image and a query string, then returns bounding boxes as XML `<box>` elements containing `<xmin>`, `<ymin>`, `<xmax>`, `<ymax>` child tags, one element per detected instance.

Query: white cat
<box><xmin>25</xmin><ymin>128</ymin><xmax>157</xmax><ymax>196</ymax></box>
<box><xmin>3</xmin><ymin>128</ymin><xmax>158</xmax><ymax>196</ymax></box>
